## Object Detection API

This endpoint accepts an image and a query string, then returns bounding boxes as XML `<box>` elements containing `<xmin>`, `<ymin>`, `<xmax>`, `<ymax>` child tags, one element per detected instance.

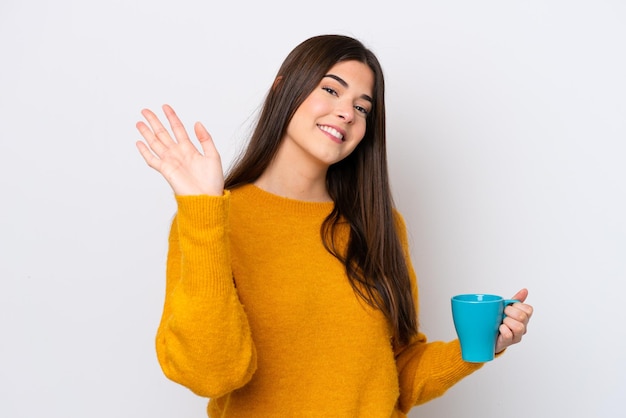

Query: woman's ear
<box><xmin>272</xmin><ymin>76</ymin><xmax>283</xmax><ymax>91</ymax></box>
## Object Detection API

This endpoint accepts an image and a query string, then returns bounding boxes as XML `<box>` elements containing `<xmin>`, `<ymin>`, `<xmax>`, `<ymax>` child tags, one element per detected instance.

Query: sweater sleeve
<box><xmin>392</xmin><ymin>211</ymin><xmax>483</xmax><ymax>413</ymax></box>
<box><xmin>155</xmin><ymin>192</ymin><xmax>257</xmax><ymax>399</ymax></box>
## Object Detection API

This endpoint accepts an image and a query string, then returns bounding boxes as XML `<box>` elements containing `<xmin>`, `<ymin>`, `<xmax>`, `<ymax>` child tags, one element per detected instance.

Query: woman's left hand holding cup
<box><xmin>495</xmin><ymin>288</ymin><xmax>534</xmax><ymax>354</ymax></box>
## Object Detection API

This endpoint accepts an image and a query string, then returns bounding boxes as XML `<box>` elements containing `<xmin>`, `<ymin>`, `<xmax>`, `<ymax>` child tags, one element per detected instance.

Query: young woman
<box><xmin>136</xmin><ymin>34</ymin><xmax>533</xmax><ymax>417</ymax></box>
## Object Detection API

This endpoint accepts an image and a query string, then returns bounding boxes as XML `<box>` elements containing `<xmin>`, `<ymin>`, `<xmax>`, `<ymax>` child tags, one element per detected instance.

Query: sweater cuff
<box><xmin>174</xmin><ymin>191</ymin><xmax>230</xmax><ymax>230</ymax></box>
<box><xmin>439</xmin><ymin>339</ymin><xmax>485</xmax><ymax>379</ymax></box>
<box><xmin>173</xmin><ymin>191</ymin><xmax>233</xmax><ymax>297</ymax></box>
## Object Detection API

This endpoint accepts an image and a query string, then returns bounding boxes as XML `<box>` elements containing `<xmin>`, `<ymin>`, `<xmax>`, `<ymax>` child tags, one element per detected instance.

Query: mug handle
<box><xmin>502</xmin><ymin>299</ymin><xmax>520</xmax><ymax>319</ymax></box>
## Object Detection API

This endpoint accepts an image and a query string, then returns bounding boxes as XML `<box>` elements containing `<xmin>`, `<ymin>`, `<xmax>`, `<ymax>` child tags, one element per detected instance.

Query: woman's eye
<box><xmin>322</xmin><ymin>86</ymin><xmax>338</xmax><ymax>96</ymax></box>
<box><xmin>355</xmin><ymin>105</ymin><xmax>369</xmax><ymax>116</ymax></box>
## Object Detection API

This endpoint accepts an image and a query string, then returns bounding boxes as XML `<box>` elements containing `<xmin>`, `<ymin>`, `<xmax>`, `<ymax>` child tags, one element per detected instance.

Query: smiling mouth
<box><xmin>318</xmin><ymin>125</ymin><xmax>344</xmax><ymax>142</ymax></box>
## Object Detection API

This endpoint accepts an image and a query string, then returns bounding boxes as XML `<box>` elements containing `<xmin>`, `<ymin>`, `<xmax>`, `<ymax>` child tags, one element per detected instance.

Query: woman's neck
<box><xmin>254</xmin><ymin>161</ymin><xmax>331</xmax><ymax>202</ymax></box>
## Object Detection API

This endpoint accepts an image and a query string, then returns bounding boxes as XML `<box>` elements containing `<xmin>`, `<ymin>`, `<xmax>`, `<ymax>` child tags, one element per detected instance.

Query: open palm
<box><xmin>136</xmin><ymin>104</ymin><xmax>224</xmax><ymax>196</ymax></box>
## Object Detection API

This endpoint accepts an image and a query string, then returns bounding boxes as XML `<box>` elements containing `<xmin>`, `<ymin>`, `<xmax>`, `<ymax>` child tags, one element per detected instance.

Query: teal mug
<box><xmin>451</xmin><ymin>294</ymin><xmax>519</xmax><ymax>363</ymax></box>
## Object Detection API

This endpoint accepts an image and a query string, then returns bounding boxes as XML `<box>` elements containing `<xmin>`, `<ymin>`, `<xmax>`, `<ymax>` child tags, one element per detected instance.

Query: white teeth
<box><xmin>319</xmin><ymin>125</ymin><xmax>344</xmax><ymax>141</ymax></box>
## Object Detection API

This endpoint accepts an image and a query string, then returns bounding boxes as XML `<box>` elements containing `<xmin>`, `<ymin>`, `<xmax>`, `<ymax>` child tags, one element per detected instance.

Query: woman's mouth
<box><xmin>318</xmin><ymin>125</ymin><xmax>344</xmax><ymax>142</ymax></box>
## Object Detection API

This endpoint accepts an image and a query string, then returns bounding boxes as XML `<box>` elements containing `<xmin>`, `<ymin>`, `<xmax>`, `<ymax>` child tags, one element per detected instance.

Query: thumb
<box><xmin>194</xmin><ymin>122</ymin><xmax>220</xmax><ymax>158</ymax></box>
<box><xmin>510</xmin><ymin>288</ymin><xmax>529</xmax><ymax>303</ymax></box>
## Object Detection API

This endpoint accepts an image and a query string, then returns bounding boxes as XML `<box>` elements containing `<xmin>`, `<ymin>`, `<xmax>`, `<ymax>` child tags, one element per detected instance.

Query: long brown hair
<box><xmin>225</xmin><ymin>35</ymin><xmax>417</xmax><ymax>345</ymax></box>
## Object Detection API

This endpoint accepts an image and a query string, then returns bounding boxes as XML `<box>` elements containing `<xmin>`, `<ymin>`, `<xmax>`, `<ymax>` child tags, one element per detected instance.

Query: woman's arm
<box><xmin>136</xmin><ymin>105</ymin><xmax>256</xmax><ymax>397</ymax></box>
<box><xmin>155</xmin><ymin>194</ymin><xmax>256</xmax><ymax>398</ymax></box>
<box><xmin>392</xmin><ymin>212</ymin><xmax>532</xmax><ymax>412</ymax></box>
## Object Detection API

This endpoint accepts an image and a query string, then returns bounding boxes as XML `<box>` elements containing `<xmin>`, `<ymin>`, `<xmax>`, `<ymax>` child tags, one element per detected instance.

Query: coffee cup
<box><xmin>451</xmin><ymin>294</ymin><xmax>519</xmax><ymax>362</ymax></box>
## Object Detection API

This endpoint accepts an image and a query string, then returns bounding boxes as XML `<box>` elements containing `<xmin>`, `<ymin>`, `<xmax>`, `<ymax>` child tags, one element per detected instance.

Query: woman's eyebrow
<box><xmin>323</xmin><ymin>74</ymin><xmax>373</xmax><ymax>103</ymax></box>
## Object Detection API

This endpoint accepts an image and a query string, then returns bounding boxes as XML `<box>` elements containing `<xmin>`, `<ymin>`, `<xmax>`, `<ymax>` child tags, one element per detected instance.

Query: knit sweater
<box><xmin>155</xmin><ymin>184</ymin><xmax>483</xmax><ymax>417</ymax></box>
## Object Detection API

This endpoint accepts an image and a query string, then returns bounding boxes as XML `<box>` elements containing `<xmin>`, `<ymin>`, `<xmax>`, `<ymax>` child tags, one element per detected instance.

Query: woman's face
<box><xmin>280</xmin><ymin>60</ymin><xmax>374</xmax><ymax>170</ymax></box>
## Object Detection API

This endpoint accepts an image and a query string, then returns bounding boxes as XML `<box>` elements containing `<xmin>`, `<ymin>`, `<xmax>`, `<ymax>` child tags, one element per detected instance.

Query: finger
<box><xmin>500</xmin><ymin>318</ymin><xmax>526</xmax><ymax>343</ymax></box>
<box><xmin>495</xmin><ymin>322</ymin><xmax>515</xmax><ymax>353</ymax></box>
<box><xmin>498</xmin><ymin>322</ymin><xmax>514</xmax><ymax>343</ymax></box>
<box><xmin>504</xmin><ymin>304</ymin><xmax>531</xmax><ymax>326</ymax></box>
<box><xmin>135</xmin><ymin>140</ymin><xmax>162</xmax><ymax>171</ymax></box>
<box><xmin>510</xmin><ymin>288</ymin><xmax>528</xmax><ymax>303</ymax></box>
<box><xmin>162</xmin><ymin>104</ymin><xmax>193</xmax><ymax>146</ymax></box>
<box><xmin>141</xmin><ymin>107</ymin><xmax>176</xmax><ymax>145</ymax></box>
<box><xmin>136</xmin><ymin>120</ymin><xmax>168</xmax><ymax>157</ymax></box>
<box><xmin>510</xmin><ymin>302</ymin><xmax>534</xmax><ymax>320</ymax></box>
<box><xmin>194</xmin><ymin>122</ymin><xmax>220</xmax><ymax>159</ymax></box>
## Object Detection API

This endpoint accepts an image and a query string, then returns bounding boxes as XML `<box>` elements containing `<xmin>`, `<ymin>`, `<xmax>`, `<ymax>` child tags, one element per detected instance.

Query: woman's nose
<box><xmin>336</xmin><ymin>101</ymin><xmax>354</xmax><ymax>123</ymax></box>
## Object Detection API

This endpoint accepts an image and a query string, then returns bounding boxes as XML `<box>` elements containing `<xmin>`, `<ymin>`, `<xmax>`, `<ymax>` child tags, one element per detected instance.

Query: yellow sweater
<box><xmin>156</xmin><ymin>184</ymin><xmax>483</xmax><ymax>417</ymax></box>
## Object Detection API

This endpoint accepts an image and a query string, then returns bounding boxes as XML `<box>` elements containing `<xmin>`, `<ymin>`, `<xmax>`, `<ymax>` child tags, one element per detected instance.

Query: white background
<box><xmin>1</xmin><ymin>1</ymin><xmax>624</xmax><ymax>417</ymax></box>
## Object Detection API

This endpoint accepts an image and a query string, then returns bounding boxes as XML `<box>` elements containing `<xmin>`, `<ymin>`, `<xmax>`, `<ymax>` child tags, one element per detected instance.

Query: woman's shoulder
<box><xmin>391</xmin><ymin>207</ymin><xmax>408</xmax><ymax>230</ymax></box>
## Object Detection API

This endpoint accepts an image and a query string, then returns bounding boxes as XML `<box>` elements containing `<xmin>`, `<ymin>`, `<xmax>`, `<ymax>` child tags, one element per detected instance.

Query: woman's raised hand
<box><xmin>136</xmin><ymin>104</ymin><xmax>224</xmax><ymax>196</ymax></box>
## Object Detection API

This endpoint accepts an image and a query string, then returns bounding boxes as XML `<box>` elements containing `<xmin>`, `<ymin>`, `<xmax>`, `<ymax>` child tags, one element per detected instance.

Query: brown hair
<box><xmin>225</xmin><ymin>34</ymin><xmax>417</xmax><ymax>345</ymax></box>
